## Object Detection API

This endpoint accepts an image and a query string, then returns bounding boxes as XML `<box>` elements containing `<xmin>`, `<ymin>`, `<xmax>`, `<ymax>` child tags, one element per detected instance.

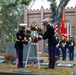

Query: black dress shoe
<box><xmin>45</xmin><ymin>67</ymin><xmax>50</xmax><ymax>69</ymax></box>
<box><xmin>18</xmin><ymin>66</ymin><xmax>25</xmax><ymax>68</ymax></box>
<box><xmin>21</xmin><ymin>66</ymin><xmax>25</xmax><ymax>68</ymax></box>
<box><xmin>45</xmin><ymin>67</ymin><xmax>54</xmax><ymax>69</ymax></box>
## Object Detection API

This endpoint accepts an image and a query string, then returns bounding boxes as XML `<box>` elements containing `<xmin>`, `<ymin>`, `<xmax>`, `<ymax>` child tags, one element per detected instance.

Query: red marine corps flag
<box><xmin>60</xmin><ymin>9</ymin><xmax>67</xmax><ymax>40</ymax></box>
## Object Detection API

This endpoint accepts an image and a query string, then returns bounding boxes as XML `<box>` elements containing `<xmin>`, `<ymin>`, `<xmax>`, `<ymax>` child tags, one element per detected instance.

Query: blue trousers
<box><xmin>62</xmin><ymin>49</ymin><xmax>66</xmax><ymax>60</ymax></box>
<box><xmin>55</xmin><ymin>48</ymin><xmax>60</xmax><ymax>59</ymax></box>
<box><xmin>48</xmin><ymin>45</ymin><xmax>55</xmax><ymax>68</ymax></box>
<box><xmin>57</xmin><ymin>49</ymin><xmax>60</xmax><ymax>59</ymax></box>
<box><xmin>69</xmin><ymin>50</ymin><xmax>74</xmax><ymax>61</ymax></box>
<box><xmin>54</xmin><ymin>47</ymin><xmax>57</xmax><ymax>56</ymax></box>
<box><xmin>16</xmin><ymin>48</ymin><xmax>23</xmax><ymax>67</ymax></box>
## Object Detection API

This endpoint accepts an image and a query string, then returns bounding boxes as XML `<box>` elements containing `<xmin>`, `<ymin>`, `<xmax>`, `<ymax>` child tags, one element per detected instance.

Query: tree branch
<box><xmin>6</xmin><ymin>0</ymin><xmax>19</xmax><ymax>9</ymax></box>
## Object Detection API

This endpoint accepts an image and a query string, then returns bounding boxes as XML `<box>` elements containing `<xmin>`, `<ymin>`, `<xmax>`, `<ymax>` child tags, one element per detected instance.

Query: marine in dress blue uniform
<box><xmin>14</xmin><ymin>24</ymin><xmax>28</xmax><ymax>68</ymax></box>
<box><xmin>56</xmin><ymin>36</ymin><xmax>60</xmax><ymax>59</ymax></box>
<box><xmin>41</xmin><ymin>19</ymin><xmax>57</xmax><ymax>69</ymax></box>
<box><xmin>60</xmin><ymin>38</ymin><xmax>67</xmax><ymax>61</ymax></box>
<box><xmin>67</xmin><ymin>36</ymin><xmax>75</xmax><ymax>61</ymax></box>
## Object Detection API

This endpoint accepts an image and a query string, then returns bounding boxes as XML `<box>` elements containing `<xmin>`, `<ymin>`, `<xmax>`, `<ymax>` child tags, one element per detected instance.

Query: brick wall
<box><xmin>24</xmin><ymin>6</ymin><xmax>76</xmax><ymax>51</ymax></box>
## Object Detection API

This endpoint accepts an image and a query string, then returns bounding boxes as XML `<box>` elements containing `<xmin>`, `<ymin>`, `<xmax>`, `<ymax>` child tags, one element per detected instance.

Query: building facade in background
<box><xmin>24</xmin><ymin>6</ymin><xmax>76</xmax><ymax>51</ymax></box>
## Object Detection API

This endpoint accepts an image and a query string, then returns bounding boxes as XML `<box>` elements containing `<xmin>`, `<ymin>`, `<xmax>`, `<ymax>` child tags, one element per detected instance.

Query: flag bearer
<box><xmin>60</xmin><ymin>37</ymin><xmax>67</xmax><ymax>61</ymax></box>
<box><xmin>56</xmin><ymin>36</ymin><xmax>60</xmax><ymax>59</ymax></box>
<box><xmin>67</xmin><ymin>36</ymin><xmax>75</xmax><ymax>61</ymax></box>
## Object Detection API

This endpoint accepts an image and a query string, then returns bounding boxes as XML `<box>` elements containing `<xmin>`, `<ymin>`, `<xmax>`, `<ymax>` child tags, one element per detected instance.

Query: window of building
<box><xmin>66</xmin><ymin>21</ymin><xmax>71</xmax><ymax>40</ymax></box>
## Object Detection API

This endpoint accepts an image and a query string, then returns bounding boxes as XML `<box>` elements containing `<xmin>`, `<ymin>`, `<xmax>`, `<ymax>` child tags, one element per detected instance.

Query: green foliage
<box><xmin>21</xmin><ymin>0</ymin><xmax>32</xmax><ymax>5</ymax></box>
<box><xmin>5</xmin><ymin>9</ymin><xmax>18</xmax><ymax>42</ymax></box>
<box><xmin>47</xmin><ymin>0</ymin><xmax>58</xmax><ymax>23</ymax></box>
<box><xmin>0</xmin><ymin>0</ymin><xmax>32</xmax><ymax>44</ymax></box>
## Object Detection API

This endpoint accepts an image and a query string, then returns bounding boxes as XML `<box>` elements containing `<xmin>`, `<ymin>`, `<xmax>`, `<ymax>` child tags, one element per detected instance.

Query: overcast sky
<box><xmin>28</xmin><ymin>0</ymin><xmax>76</xmax><ymax>10</ymax></box>
<box><xmin>56</xmin><ymin>0</ymin><xmax>76</xmax><ymax>8</ymax></box>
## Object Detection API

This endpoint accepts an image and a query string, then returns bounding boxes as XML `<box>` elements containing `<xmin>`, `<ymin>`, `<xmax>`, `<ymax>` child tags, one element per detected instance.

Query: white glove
<box><xmin>56</xmin><ymin>44</ymin><xmax>58</xmax><ymax>48</ymax></box>
<box><xmin>35</xmin><ymin>26</ymin><xmax>38</xmax><ymax>30</ymax></box>
<box><xmin>62</xmin><ymin>43</ymin><xmax>65</xmax><ymax>47</ymax></box>
<box><xmin>24</xmin><ymin>37</ymin><xmax>27</xmax><ymax>41</ymax></box>
<box><xmin>56</xmin><ymin>43</ymin><xmax>59</xmax><ymax>48</ymax></box>
<box><xmin>56</xmin><ymin>45</ymin><xmax>58</xmax><ymax>48</ymax></box>
<box><xmin>71</xmin><ymin>42</ymin><xmax>73</xmax><ymax>46</ymax></box>
<box><xmin>59</xmin><ymin>48</ymin><xmax>61</xmax><ymax>50</ymax></box>
<box><xmin>39</xmin><ymin>35</ymin><xmax>43</xmax><ymax>39</ymax></box>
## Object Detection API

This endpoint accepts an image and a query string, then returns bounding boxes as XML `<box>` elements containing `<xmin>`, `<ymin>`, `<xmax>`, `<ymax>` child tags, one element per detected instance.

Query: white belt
<box><xmin>16</xmin><ymin>39</ymin><xmax>20</xmax><ymax>42</ymax></box>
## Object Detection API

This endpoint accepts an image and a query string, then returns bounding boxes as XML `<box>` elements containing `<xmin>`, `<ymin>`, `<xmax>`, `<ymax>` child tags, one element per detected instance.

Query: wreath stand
<box><xmin>25</xmin><ymin>42</ymin><xmax>40</xmax><ymax>69</ymax></box>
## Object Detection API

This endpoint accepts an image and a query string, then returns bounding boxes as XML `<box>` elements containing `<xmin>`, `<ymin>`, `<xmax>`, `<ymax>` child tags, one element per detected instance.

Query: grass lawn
<box><xmin>0</xmin><ymin>61</ymin><xmax>75</xmax><ymax>75</ymax></box>
<box><xmin>0</xmin><ymin>54</ymin><xmax>76</xmax><ymax>75</ymax></box>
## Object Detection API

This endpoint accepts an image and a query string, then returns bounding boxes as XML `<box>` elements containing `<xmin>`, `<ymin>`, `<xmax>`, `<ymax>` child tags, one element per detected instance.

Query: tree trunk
<box><xmin>0</xmin><ymin>0</ymin><xmax>19</xmax><ymax>51</ymax></box>
<box><xmin>1</xmin><ymin>12</ymin><xmax>6</xmax><ymax>51</ymax></box>
<box><xmin>1</xmin><ymin>27</ymin><xmax>5</xmax><ymax>51</ymax></box>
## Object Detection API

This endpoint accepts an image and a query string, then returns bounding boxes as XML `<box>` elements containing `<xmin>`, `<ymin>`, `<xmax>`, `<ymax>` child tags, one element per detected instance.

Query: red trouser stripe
<box><xmin>50</xmin><ymin>46</ymin><xmax>54</xmax><ymax>68</ymax></box>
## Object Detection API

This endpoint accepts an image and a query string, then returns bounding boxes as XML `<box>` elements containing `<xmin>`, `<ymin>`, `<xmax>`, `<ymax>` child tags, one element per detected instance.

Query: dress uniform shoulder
<box><xmin>16</xmin><ymin>30</ymin><xmax>20</xmax><ymax>35</ymax></box>
<box><xmin>47</xmin><ymin>24</ymin><xmax>53</xmax><ymax>29</ymax></box>
<box><xmin>49</xmin><ymin>24</ymin><xmax>53</xmax><ymax>27</ymax></box>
